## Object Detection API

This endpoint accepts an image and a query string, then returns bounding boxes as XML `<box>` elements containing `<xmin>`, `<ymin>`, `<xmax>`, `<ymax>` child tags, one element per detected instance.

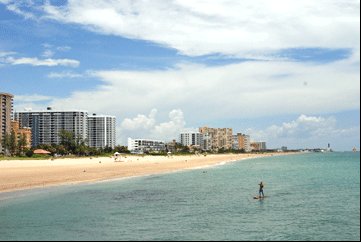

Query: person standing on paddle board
<box><xmin>259</xmin><ymin>181</ymin><xmax>264</xmax><ymax>198</ymax></box>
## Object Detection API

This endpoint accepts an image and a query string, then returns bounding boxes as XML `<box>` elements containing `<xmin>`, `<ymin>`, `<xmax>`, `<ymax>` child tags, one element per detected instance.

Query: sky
<box><xmin>0</xmin><ymin>0</ymin><xmax>359</xmax><ymax>151</ymax></box>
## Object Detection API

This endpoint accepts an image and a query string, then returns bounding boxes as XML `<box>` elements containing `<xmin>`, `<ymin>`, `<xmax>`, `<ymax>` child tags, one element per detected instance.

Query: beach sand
<box><xmin>0</xmin><ymin>153</ymin><xmax>293</xmax><ymax>193</ymax></box>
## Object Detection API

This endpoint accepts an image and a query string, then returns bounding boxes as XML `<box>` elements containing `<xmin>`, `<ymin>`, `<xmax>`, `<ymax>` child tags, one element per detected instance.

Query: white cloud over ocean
<box><xmin>247</xmin><ymin>114</ymin><xmax>360</xmax><ymax>150</ymax></box>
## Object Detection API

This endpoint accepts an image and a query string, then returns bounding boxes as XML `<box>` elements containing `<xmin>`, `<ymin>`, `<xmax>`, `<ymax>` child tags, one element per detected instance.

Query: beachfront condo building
<box><xmin>199</xmin><ymin>126</ymin><xmax>233</xmax><ymax>151</ymax></box>
<box><xmin>128</xmin><ymin>138</ymin><xmax>166</xmax><ymax>154</ymax></box>
<box><xmin>179</xmin><ymin>132</ymin><xmax>203</xmax><ymax>148</ymax></box>
<box><xmin>250</xmin><ymin>141</ymin><xmax>267</xmax><ymax>151</ymax></box>
<box><xmin>232</xmin><ymin>135</ymin><xmax>239</xmax><ymax>150</ymax></box>
<box><xmin>88</xmin><ymin>114</ymin><xmax>116</xmax><ymax>149</ymax></box>
<box><xmin>0</xmin><ymin>92</ymin><xmax>14</xmax><ymax>153</ymax></box>
<box><xmin>15</xmin><ymin>107</ymin><xmax>88</xmax><ymax>147</ymax></box>
<box><xmin>11</xmin><ymin>120</ymin><xmax>32</xmax><ymax>149</ymax></box>
<box><xmin>237</xmin><ymin>133</ymin><xmax>251</xmax><ymax>152</ymax></box>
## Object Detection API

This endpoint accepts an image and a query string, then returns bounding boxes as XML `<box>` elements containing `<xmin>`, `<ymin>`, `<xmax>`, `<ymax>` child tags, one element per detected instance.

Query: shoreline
<box><xmin>0</xmin><ymin>152</ymin><xmax>298</xmax><ymax>194</ymax></box>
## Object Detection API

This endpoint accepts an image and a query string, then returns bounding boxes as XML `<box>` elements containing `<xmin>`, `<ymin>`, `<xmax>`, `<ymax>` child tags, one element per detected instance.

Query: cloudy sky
<box><xmin>0</xmin><ymin>0</ymin><xmax>359</xmax><ymax>151</ymax></box>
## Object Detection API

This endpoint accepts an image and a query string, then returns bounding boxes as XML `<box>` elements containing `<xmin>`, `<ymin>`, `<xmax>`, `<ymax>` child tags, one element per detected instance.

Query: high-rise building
<box><xmin>87</xmin><ymin>114</ymin><xmax>116</xmax><ymax>149</ymax></box>
<box><xmin>179</xmin><ymin>131</ymin><xmax>203</xmax><ymax>148</ymax></box>
<box><xmin>128</xmin><ymin>138</ymin><xmax>165</xmax><ymax>154</ymax></box>
<box><xmin>15</xmin><ymin>107</ymin><xmax>88</xmax><ymax>147</ymax></box>
<box><xmin>237</xmin><ymin>133</ymin><xmax>251</xmax><ymax>152</ymax></box>
<box><xmin>199</xmin><ymin>126</ymin><xmax>233</xmax><ymax>151</ymax></box>
<box><xmin>232</xmin><ymin>135</ymin><xmax>239</xmax><ymax>150</ymax></box>
<box><xmin>0</xmin><ymin>92</ymin><xmax>13</xmax><ymax>153</ymax></box>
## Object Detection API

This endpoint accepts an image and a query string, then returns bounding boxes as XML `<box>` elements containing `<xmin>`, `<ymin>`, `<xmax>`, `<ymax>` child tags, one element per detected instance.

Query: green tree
<box><xmin>17</xmin><ymin>133</ymin><xmax>28</xmax><ymax>156</ymax></box>
<box><xmin>2</xmin><ymin>132</ymin><xmax>10</xmax><ymax>156</ymax></box>
<box><xmin>8</xmin><ymin>131</ymin><xmax>17</xmax><ymax>156</ymax></box>
<box><xmin>59</xmin><ymin>130</ymin><xmax>76</xmax><ymax>153</ymax></box>
<box><xmin>114</xmin><ymin>145</ymin><xmax>130</xmax><ymax>154</ymax></box>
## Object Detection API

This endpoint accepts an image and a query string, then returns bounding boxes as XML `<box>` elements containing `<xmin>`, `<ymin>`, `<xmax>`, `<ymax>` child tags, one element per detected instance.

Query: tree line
<box><xmin>1</xmin><ymin>129</ymin><xmax>130</xmax><ymax>157</ymax></box>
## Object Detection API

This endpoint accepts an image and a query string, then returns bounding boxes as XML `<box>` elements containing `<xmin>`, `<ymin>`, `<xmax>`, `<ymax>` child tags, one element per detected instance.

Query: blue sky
<box><xmin>0</xmin><ymin>0</ymin><xmax>359</xmax><ymax>151</ymax></box>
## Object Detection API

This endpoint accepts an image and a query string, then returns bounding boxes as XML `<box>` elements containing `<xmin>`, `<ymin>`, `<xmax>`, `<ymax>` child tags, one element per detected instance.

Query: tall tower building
<box><xmin>199</xmin><ymin>126</ymin><xmax>233</xmax><ymax>151</ymax></box>
<box><xmin>237</xmin><ymin>133</ymin><xmax>251</xmax><ymax>152</ymax></box>
<box><xmin>15</xmin><ymin>107</ymin><xmax>88</xmax><ymax>147</ymax></box>
<box><xmin>0</xmin><ymin>92</ymin><xmax>14</xmax><ymax>153</ymax></box>
<box><xmin>87</xmin><ymin>114</ymin><xmax>116</xmax><ymax>149</ymax></box>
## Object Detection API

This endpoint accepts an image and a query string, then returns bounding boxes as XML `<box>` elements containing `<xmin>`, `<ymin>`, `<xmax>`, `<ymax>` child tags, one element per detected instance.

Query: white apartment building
<box><xmin>128</xmin><ymin>138</ymin><xmax>165</xmax><ymax>154</ymax></box>
<box><xmin>232</xmin><ymin>135</ymin><xmax>239</xmax><ymax>150</ymax></box>
<box><xmin>88</xmin><ymin>114</ymin><xmax>116</xmax><ymax>149</ymax></box>
<box><xmin>15</xmin><ymin>107</ymin><xmax>88</xmax><ymax>147</ymax></box>
<box><xmin>179</xmin><ymin>132</ymin><xmax>203</xmax><ymax>147</ymax></box>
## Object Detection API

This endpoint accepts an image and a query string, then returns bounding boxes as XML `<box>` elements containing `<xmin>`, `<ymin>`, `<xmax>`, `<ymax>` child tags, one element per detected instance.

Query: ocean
<box><xmin>0</xmin><ymin>152</ymin><xmax>359</xmax><ymax>241</ymax></box>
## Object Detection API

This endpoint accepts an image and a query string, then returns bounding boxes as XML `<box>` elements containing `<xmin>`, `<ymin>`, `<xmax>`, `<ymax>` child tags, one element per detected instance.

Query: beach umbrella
<box><xmin>33</xmin><ymin>149</ymin><xmax>51</xmax><ymax>155</ymax></box>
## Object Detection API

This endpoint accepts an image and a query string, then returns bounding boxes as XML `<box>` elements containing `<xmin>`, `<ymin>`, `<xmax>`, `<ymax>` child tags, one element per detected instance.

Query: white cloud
<box><xmin>42</xmin><ymin>49</ymin><xmax>54</xmax><ymax>58</ymax></box>
<box><xmin>56</xmin><ymin>46</ymin><xmax>71</xmax><ymax>52</ymax></box>
<box><xmin>4</xmin><ymin>1</ymin><xmax>37</xmax><ymax>19</ymax></box>
<box><xmin>247</xmin><ymin>114</ymin><xmax>360</xmax><ymax>150</ymax></box>
<box><xmin>150</xmin><ymin>109</ymin><xmax>186</xmax><ymax>140</ymax></box>
<box><xmin>41</xmin><ymin>44</ymin><xmax>72</xmax><ymax>57</ymax></box>
<box><xmin>4</xmin><ymin>56</ymin><xmax>79</xmax><ymax>67</ymax></box>
<box><xmin>38</xmin><ymin>0</ymin><xmax>359</xmax><ymax>57</ymax></box>
<box><xmin>119</xmin><ymin>109</ymin><xmax>186</xmax><ymax>143</ymax></box>
<box><xmin>13</xmin><ymin>94</ymin><xmax>56</xmax><ymax>113</ymax></box>
<box><xmin>0</xmin><ymin>51</ymin><xmax>16</xmax><ymax>57</ymax></box>
<box><xmin>47</xmin><ymin>71</ymin><xmax>84</xmax><ymax>79</ymax></box>
<box><xmin>15</xmin><ymin>94</ymin><xmax>53</xmax><ymax>102</ymax></box>
<box><xmin>38</xmin><ymin>57</ymin><xmax>358</xmax><ymax>146</ymax></box>
<box><xmin>121</xmin><ymin>109</ymin><xmax>157</xmax><ymax>131</ymax></box>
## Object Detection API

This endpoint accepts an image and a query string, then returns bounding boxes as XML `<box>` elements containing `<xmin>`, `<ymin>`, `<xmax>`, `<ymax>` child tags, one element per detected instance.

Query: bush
<box><xmin>25</xmin><ymin>149</ymin><xmax>33</xmax><ymax>157</ymax></box>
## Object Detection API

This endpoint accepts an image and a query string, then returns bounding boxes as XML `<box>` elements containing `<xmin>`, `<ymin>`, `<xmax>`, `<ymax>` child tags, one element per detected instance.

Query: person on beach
<box><xmin>259</xmin><ymin>181</ymin><xmax>264</xmax><ymax>198</ymax></box>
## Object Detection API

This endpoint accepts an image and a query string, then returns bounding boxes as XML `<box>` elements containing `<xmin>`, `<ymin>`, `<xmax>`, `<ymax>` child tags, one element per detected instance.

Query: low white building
<box><xmin>128</xmin><ymin>138</ymin><xmax>166</xmax><ymax>154</ymax></box>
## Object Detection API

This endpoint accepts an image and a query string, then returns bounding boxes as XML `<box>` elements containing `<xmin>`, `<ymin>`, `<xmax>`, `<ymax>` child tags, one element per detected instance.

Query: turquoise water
<box><xmin>0</xmin><ymin>152</ymin><xmax>359</xmax><ymax>241</ymax></box>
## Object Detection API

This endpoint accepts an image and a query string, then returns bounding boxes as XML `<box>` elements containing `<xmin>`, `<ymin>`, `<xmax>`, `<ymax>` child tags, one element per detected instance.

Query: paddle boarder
<box><xmin>259</xmin><ymin>181</ymin><xmax>264</xmax><ymax>198</ymax></box>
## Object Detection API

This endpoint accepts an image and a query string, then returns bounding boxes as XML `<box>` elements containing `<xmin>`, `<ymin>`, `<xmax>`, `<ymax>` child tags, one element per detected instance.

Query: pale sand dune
<box><xmin>0</xmin><ymin>153</ymin><xmax>294</xmax><ymax>193</ymax></box>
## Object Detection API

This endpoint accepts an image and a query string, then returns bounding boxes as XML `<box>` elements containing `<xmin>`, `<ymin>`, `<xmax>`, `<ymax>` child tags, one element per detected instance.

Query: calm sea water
<box><xmin>0</xmin><ymin>152</ymin><xmax>359</xmax><ymax>241</ymax></box>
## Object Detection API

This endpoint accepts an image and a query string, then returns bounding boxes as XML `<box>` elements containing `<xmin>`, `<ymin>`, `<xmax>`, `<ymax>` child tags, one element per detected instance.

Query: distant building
<box><xmin>201</xmin><ymin>132</ymin><xmax>212</xmax><ymax>151</ymax></box>
<box><xmin>232</xmin><ymin>135</ymin><xmax>239</xmax><ymax>150</ymax></box>
<box><xmin>199</xmin><ymin>126</ymin><xmax>233</xmax><ymax>151</ymax></box>
<box><xmin>15</xmin><ymin>107</ymin><xmax>88</xmax><ymax>147</ymax></box>
<box><xmin>166</xmin><ymin>139</ymin><xmax>177</xmax><ymax>153</ymax></box>
<box><xmin>0</xmin><ymin>92</ymin><xmax>13</xmax><ymax>153</ymax></box>
<box><xmin>179</xmin><ymin>131</ymin><xmax>203</xmax><ymax>148</ymax></box>
<box><xmin>87</xmin><ymin>114</ymin><xmax>116</xmax><ymax>149</ymax></box>
<box><xmin>237</xmin><ymin>133</ymin><xmax>251</xmax><ymax>152</ymax></box>
<box><xmin>11</xmin><ymin>120</ymin><xmax>32</xmax><ymax>149</ymax></box>
<box><xmin>250</xmin><ymin>141</ymin><xmax>267</xmax><ymax>151</ymax></box>
<box><xmin>128</xmin><ymin>138</ymin><xmax>166</xmax><ymax>154</ymax></box>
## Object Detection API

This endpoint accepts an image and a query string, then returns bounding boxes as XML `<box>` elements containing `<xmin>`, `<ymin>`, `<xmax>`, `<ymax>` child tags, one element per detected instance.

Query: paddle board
<box><xmin>253</xmin><ymin>196</ymin><xmax>267</xmax><ymax>199</ymax></box>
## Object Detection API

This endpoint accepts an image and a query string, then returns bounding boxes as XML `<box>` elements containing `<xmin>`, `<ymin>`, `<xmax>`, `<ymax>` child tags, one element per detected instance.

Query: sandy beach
<box><xmin>0</xmin><ymin>153</ymin><xmax>294</xmax><ymax>193</ymax></box>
